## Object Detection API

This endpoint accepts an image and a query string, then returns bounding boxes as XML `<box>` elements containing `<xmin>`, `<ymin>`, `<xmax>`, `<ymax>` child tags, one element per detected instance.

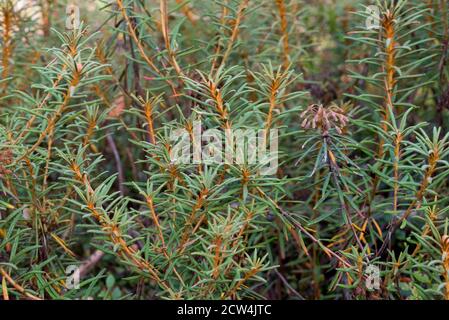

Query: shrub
<box><xmin>1</xmin><ymin>0</ymin><xmax>449</xmax><ymax>300</ymax></box>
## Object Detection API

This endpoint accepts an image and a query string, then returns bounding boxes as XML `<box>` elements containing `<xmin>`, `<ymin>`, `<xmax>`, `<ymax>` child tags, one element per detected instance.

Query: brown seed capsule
<box><xmin>300</xmin><ymin>103</ymin><xmax>348</xmax><ymax>135</ymax></box>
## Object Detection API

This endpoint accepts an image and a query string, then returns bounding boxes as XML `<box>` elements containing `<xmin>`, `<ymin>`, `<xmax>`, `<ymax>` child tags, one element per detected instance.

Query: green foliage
<box><xmin>1</xmin><ymin>0</ymin><xmax>449</xmax><ymax>300</ymax></box>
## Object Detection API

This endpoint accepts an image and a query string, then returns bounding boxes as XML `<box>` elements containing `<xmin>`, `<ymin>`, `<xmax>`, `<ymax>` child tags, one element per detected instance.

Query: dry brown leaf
<box><xmin>109</xmin><ymin>95</ymin><xmax>126</xmax><ymax>118</ymax></box>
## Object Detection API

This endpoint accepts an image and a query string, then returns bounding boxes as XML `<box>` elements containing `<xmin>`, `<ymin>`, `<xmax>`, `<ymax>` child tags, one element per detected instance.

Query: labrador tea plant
<box><xmin>1</xmin><ymin>0</ymin><xmax>449</xmax><ymax>300</ymax></box>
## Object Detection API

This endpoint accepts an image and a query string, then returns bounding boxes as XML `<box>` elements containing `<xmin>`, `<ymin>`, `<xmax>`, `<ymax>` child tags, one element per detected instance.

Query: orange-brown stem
<box><xmin>160</xmin><ymin>0</ymin><xmax>184</xmax><ymax>78</ymax></box>
<box><xmin>217</xmin><ymin>0</ymin><xmax>249</xmax><ymax>72</ymax></box>
<box><xmin>275</xmin><ymin>0</ymin><xmax>290</xmax><ymax>69</ymax></box>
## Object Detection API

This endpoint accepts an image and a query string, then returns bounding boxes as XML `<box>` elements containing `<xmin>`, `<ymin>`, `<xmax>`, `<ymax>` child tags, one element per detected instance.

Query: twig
<box><xmin>0</xmin><ymin>267</ymin><xmax>42</xmax><ymax>300</ymax></box>
<box><xmin>275</xmin><ymin>0</ymin><xmax>290</xmax><ymax>69</ymax></box>
<box><xmin>106</xmin><ymin>132</ymin><xmax>126</xmax><ymax>196</ymax></box>
<box><xmin>273</xmin><ymin>269</ymin><xmax>305</xmax><ymax>300</ymax></box>
<box><xmin>79</xmin><ymin>250</ymin><xmax>105</xmax><ymax>278</ymax></box>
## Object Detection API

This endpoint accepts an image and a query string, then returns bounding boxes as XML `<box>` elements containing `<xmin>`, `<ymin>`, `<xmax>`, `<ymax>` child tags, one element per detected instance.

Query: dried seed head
<box><xmin>300</xmin><ymin>103</ymin><xmax>348</xmax><ymax>135</ymax></box>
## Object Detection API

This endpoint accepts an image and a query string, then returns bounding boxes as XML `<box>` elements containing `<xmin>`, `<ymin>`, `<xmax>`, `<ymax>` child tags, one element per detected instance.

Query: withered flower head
<box><xmin>300</xmin><ymin>103</ymin><xmax>349</xmax><ymax>134</ymax></box>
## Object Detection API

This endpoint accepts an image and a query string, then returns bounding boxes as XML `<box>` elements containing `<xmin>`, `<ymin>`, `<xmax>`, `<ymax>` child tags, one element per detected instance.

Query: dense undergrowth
<box><xmin>1</xmin><ymin>0</ymin><xmax>449</xmax><ymax>300</ymax></box>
